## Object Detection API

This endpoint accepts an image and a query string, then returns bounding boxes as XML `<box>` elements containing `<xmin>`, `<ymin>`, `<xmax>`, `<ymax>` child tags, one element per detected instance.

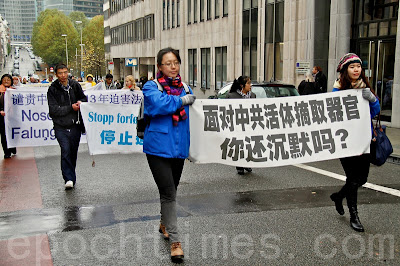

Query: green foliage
<box><xmin>82</xmin><ymin>15</ymin><xmax>105</xmax><ymax>76</ymax></box>
<box><xmin>32</xmin><ymin>9</ymin><xmax>79</xmax><ymax>67</ymax></box>
<box><xmin>68</xmin><ymin>11</ymin><xmax>89</xmax><ymax>32</ymax></box>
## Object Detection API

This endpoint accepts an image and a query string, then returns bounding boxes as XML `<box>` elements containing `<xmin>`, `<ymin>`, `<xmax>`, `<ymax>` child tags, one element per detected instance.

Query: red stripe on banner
<box><xmin>0</xmin><ymin>147</ymin><xmax>43</xmax><ymax>212</ymax></box>
<box><xmin>0</xmin><ymin>235</ymin><xmax>53</xmax><ymax>266</ymax></box>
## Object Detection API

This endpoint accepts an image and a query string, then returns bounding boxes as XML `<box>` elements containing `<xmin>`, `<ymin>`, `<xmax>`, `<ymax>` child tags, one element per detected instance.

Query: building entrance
<box><xmin>352</xmin><ymin>0</ymin><xmax>399</xmax><ymax>121</ymax></box>
<box><xmin>358</xmin><ymin>39</ymin><xmax>395</xmax><ymax>121</ymax></box>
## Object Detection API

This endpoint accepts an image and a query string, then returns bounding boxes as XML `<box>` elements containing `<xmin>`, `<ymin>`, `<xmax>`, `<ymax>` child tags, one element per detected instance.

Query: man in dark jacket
<box><xmin>47</xmin><ymin>64</ymin><xmax>87</xmax><ymax>189</ymax></box>
<box><xmin>313</xmin><ymin>66</ymin><xmax>327</xmax><ymax>93</ymax></box>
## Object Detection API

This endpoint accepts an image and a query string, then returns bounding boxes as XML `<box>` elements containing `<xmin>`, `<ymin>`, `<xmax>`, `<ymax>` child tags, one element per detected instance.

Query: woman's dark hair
<box><xmin>1</xmin><ymin>74</ymin><xmax>12</xmax><ymax>85</ymax></box>
<box><xmin>157</xmin><ymin>47</ymin><xmax>181</xmax><ymax>66</ymax></box>
<box><xmin>230</xmin><ymin>76</ymin><xmax>251</xmax><ymax>93</ymax></box>
<box><xmin>339</xmin><ymin>64</ymin><xmax>375</xmax><ymax>94</ymax></box>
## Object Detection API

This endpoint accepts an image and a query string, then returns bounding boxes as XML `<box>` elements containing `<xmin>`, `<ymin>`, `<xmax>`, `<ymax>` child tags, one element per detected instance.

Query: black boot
<box><xmin>349</xmin><ymin>206</ymin><xmax>364</xmax><ymax>232</ymax></box>
<box><xmin>330</xmin><ymin>192</ymin><xmax>345</xmax><ymax>215</ymax></box>
<box><xmin>346</xmin><ymin>184</ymin><xmax>364</xmax><ymax>232</ymax></box>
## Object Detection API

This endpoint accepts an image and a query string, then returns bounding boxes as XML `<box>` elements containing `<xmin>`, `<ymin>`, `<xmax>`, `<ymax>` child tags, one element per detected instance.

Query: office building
<box><xmin>105</xmin><ymin>0</ymin><xmax>400</xmax><ymax>127</ymax></box>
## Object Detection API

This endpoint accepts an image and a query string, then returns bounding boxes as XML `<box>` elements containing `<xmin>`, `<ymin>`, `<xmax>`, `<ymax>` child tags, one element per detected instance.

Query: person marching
<box><xmin>47</xmin><ymin>64</ymin><xmax>87</xmax><ymax>189</ymax></box>
<box><xmin>142</xmin><ymin>47</ymin><xmax>195</xmax><ymax>262</ymax></box>
<box><xmin>226</xmin><ymin>76</ymin><xmax>256</xmax><ymax>175</ymax></box>
<box><xmin>330</xmin><ymin>53</ymin><xmax>380</xmax><ymax>232</ymax></box>
<box><xmin>0</xmin><ymin>74</ymin><xmax>17</xmax><ymax>158</ymax></box>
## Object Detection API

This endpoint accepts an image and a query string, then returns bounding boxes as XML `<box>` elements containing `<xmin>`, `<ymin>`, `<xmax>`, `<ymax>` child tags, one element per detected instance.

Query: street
<box><xmin>3</xmin><ymin>46</ymin><xmax>43</xmax><ymax>79</ymax></box>
<box><xmin>0</xmin><ymin>144</ymin><xmax>399</xmax><ymax>265</ymax></box>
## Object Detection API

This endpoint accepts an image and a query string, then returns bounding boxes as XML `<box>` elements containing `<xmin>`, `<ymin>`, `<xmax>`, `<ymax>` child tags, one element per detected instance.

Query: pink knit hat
<box><xmin>337</xmin><ymin>53</ymin><xmax>362</xmax><ymax>72</ymax></box>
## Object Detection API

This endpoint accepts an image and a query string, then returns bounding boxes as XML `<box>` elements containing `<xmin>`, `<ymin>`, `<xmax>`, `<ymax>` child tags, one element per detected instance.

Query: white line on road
<box><xmin>295</xmin><ymin>164</ymin><xmax>400</xmax><ymax>198</ymax></box>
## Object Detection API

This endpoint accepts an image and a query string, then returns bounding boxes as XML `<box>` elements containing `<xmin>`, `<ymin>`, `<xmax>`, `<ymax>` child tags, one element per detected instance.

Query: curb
<box><xmin>387</xmin><ymin>154</ymin><xmax>400</xmax><ymax>165</ymax></box>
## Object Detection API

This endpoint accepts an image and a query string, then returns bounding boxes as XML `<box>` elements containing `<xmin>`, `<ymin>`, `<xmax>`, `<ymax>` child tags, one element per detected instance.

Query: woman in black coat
<box><xmin>226</xmin><ymin>76</ymin><xmax>255</xmax><ymax>175</ymax></box>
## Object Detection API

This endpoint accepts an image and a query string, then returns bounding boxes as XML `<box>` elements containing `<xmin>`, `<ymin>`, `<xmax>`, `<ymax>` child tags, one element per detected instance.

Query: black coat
<box><xmin>298</xmin><ymin>80</ymin><xmax>318</xmax><ymax>95</ymax></box>
<box><xmin>226</xmin><ymin>90</ymin><xmax>256</xmax><ymax>99</ymax></box>
<box><xmin>47</xmin><ymin>79</ymin><xmax>87</xmax><ymax>129</ymax></box>
<box><xmin>315</xmin><ymin>71</ymin><xmax>327</xmax><ymax>93</ymax></box>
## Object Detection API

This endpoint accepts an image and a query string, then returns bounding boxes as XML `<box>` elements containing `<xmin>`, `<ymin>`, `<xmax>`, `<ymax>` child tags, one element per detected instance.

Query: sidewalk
<box><xmin>385</xmin><ymin>126</ymin><xmax>400</xmax><ymax>159</ymax></box>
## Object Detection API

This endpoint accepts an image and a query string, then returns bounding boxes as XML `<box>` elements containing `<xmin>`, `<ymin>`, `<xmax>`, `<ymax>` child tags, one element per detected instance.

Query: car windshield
<box><xmin>253</xmin><ymin>85</ymin><xmax>300</xmax><ymax>98</ymax></box>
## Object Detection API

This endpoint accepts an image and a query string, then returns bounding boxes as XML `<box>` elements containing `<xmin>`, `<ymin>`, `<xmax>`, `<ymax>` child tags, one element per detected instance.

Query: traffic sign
<box><xmin>81</xmin><ymin>71</ymin><xmax>84</xmax><ymax>78</ymax></box>
<box><xmin>50</xmin><ymin>67</ymin><xmax>54</xmax><ymax>72</ymax></box>
<box><xmin>125</xmin><ymin>58</ymin><xmax>138</xmax><ymax>67</ymax></box>
<box><xmin>108</xmin><ymin>61</ymin><xmax>114</xmax><ymax>70</ymax></box>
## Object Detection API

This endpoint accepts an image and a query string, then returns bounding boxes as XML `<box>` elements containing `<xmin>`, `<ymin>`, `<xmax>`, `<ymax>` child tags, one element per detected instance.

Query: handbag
<box><xmin>370</xmin><ymin>114</ymin><xmax>393</xmax><ymax>166</ymax></box>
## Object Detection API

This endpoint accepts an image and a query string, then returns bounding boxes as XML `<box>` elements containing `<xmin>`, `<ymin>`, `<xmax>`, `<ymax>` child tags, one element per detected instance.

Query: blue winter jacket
<box><xmin>142</xmin><ymin>80</ymin><xmax>193</xmax><ymax>159</ymax></box>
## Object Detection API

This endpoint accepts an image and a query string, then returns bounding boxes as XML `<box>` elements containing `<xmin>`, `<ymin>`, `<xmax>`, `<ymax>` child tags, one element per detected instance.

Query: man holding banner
<box><xmin>47</xmin><ymin>64</ymin><xmax>87</xmax><ymax>190</ymax></box>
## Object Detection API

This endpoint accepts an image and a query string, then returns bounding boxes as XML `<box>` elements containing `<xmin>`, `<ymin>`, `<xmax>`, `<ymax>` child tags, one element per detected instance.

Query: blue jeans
<box><xmin>55</xmin><ymin>126</ymin><xmax>81</xmax><ymax>184</ymax></box>
<box><xmin>146</xmin><ymin>154</ymin><xmax>184</xmax><ymax>243</ymax></box>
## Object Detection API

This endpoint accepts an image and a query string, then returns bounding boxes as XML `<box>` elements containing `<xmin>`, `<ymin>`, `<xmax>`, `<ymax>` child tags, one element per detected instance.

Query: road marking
<box><xmin>295</xmin><ymin>164</ymin><xmax>400</xmax><ymax>198</ymax></box>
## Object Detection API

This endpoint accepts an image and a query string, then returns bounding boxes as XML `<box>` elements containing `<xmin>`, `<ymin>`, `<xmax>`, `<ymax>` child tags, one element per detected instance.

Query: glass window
<box><xmin>188</xmin><ymin>49</ymin><xmax>197</xmax><ymax>87</ymax></box>
<box><xmin>379</xmin><ymin>21</ymin><xmax>389</xmax><ymax>35</ymax></box>
<box><xmin>265</xmin><ymin>0</ymin><xmax>284</xmax><ymax>81</ymax></box>
<box><xmin>223</xmin><ymin>0</ymin><xmax>228</xmax><ymax>17</ymax></box>
<box><xmin>194</xmin><ymin>0</ymin><xmax>198</xmax><ymax>22</ymax></box>
<box><xmin>201</xmin><ymin>48</ymin><xmax>211</xmax><ymax>89</ymax></box>
<box><xmin>369</xmin><ymin>22</ymin><xmax>378</xmax><ymax>36</ymax></box>
<box><xmin>177</xmin><ymin>0</ymin><xmax>180</xmax><ymax>27</ymax></box>
<box><xmin>243</xmin><ymin>5</ymin><xmax>258</xmax><ymax>81</ymax></box>
<box><xmin>215</xmin><ymin>46</ymin><xmax>227</xmax><ymax>89</ymax></box>
<box><xmin>200</xmin><ymin>0</ymin><xmax>205</xmax><ymax>21</ymax></box>
<box><xmin>167</xmin><ymin>0</ymin><xmax>170</xmax><ymax>29</ymax></box>
<box><xmin>172</xmin><ymin>0</ymin><xmax>175</xmax><ymax>28</ymax></box>
<box><xmin>207</xmin><ymin>0</ymin><xmax>212</xmax><ymax>20</ymax></box>
<box><xmin>215</xmin><ymin>0</ymin><xmax>220</xmax><ymax>18</ymax></box>
<box><xmin>163</xmin><ymin>1</ymin><xmax>166</xmax><ymax>30</ymax></box>
<box><xmin>188</xmin><ymin>0</ymin><xmax>192</xmax><ymax>24</ymax></box>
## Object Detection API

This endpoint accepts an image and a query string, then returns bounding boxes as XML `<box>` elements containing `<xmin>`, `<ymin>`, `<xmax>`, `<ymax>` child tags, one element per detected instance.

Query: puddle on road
<box><xmin>1</xmin><ymin>185</ymin><xmax>399</xmax><ymax>239</ymax></box>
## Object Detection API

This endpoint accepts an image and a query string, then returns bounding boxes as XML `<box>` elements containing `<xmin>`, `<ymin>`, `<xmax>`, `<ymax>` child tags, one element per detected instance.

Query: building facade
<box><xmin>105</xmin><ymin>0</ymin><xmax>400</xmax><ymax>127</ymax></box>
<box><xmin>0</xmin><ymin>14</ymin><xmax>10</xmax><ymax>71</ymax></box>
<box><xmin>0</xmin><ymin>0</ymin><xmax>44</xmax><ymax>44</ymax></box>
<box><xmin>44</xmin><ymin>0</ymin><xmax>103</xmax><ymax>18</ymax></box>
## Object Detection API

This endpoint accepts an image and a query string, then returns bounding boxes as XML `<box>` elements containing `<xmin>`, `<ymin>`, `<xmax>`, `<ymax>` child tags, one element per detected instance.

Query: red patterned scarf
<box><xmin>157</xmin><ymin>72</ymin><xmax>187</xmax><ymax>126</ymax></box>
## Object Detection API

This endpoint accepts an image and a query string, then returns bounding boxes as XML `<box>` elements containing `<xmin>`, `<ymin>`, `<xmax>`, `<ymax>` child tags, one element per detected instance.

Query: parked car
<box><xmin>215</xmin><ymin>81</ymin><xmax>300</xmax><ymax>99</ymax></box>
<box><xmin>13</xmin><ymin>61</ymin><xmax>20</xmax><ymax>69</ymax></box>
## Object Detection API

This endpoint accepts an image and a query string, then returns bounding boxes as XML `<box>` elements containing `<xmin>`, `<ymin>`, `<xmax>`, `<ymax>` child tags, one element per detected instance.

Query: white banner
<box><xmin>5</xmin><ymin>88</ymin><xmax>141</xmax><ymax>148</ymax></box>
<box><xmin>80</xmin><ymin>103</ymin><xmax>143</xmax><ymax>155</ymax></box>
<box><xmin>189</xmin><ymin>90</ymin><xmax>372</xmax><ymax>167</ymax></box>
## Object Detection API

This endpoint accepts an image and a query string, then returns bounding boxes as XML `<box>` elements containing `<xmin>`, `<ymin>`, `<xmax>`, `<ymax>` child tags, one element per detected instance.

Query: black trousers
<box><xmin>0</xmin><ymin>116</ymin><xmax>16</xmax><ymax>156</ymax></box>
<box><xmin>146</xmin><ymin>154</ymin><xmax>184</xmax><ymax>243</ymax></box>
<box><xmin>337</xmin><ymin>154</ymin><xmax>370</xmax><ymax>206</ymax></box>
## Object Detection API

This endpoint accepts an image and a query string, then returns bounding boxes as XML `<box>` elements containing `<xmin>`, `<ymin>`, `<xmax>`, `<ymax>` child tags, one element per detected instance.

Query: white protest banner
<box><xmin>5</xmin><ymin>88</ymin><xmax>59</xmax><ymax>147</ymax></box>
<box><xmin>4</xmin><ymin>88</ymin><xmax>141</xmax><ymax>147</ymax></box>
<box><xmin>80</xmin><ymin>102</ymin><xmax>143</xmax><ymax>155</ymax></box>
<box><xmin>84</xmin><ymin>89</ymin><xmax>142</xmax><ymax>105</ymax></box>
<box><xmin>189</xmin><ymin>90</ymin><xmax>372</xmax><ymax>167</ymax></box>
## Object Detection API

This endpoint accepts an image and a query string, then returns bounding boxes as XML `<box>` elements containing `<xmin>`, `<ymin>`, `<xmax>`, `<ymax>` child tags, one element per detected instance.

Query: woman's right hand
<box><xmin>0</xmin><ymin>111</ymin><xmax>5</xmax><ymax>116</ymax></box>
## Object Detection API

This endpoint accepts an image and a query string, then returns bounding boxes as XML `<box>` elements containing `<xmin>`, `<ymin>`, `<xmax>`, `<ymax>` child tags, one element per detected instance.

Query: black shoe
<box><xmin>330</xmin><ymin>193</ymin><xmax>345</xmax><ymax>215</ymax></box>
<box><xmin>237</xmin><ymin>169</ymin><xmax>245</xmax><ymax>175</ymax></box>
<box><xmin>244</xmin><ymin>168</ymin><xmax>252</xmax><ymax>173</ymax></box>
<box><xmin>4</xmin><ymin>154</ymin><xmax>11</xmax><ymax>159</ymax></box>
<box><xmin>349</xmin><ymin>207</ymin><xmax>364</xmax><ymax>232</ymax></box>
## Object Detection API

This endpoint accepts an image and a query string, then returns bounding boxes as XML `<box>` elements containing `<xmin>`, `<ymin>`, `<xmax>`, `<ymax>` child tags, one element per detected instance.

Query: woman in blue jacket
<box><xmin>330</xmin><ymin>53</ymin><xmax>380</xmax><ymax>232</ymax></box>
<box><xmin>142</xmin><ymin>47</ymin><xmax>196</xmax><ymax>262</ymax></box>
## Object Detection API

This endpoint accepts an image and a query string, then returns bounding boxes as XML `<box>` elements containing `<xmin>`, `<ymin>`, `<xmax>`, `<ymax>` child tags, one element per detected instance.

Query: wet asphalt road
<box><xmin>1</xmin><ymin>144</ymin><xmax>400</xmax><ymax>265</ymax></box>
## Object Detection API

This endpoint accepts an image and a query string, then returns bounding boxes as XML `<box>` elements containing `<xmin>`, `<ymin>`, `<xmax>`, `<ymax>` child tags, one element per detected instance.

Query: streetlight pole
<box><xmin>61</xmin><ymin>34</ymin><xmax>68</xmax><ymax>67</ymax></box>
<box><xmin>75</xmin><ymin>21</ymin><xmax>83</xmax><ymax>79</ymax></box>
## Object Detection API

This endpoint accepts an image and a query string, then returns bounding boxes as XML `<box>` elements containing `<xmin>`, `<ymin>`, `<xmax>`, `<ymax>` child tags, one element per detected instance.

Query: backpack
<box><xmin>136</xmin><ymin>80</ymin><xmax>190</xmax><ymax>139</ymax></box>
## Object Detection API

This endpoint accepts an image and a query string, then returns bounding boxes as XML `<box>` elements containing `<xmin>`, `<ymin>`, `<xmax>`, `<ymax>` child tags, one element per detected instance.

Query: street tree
<box><xmin>32</xmin><ymin>10</ymin><xmax>79</xmax><ymax>67</ymax></box>
<box><xmin>82</xmin><ymin>15</ymin><xmax>105</xmax><ymax>78</ymax></box>
<box><xmin>68</xmin><ymin>11</ymin><xmax>89</xmax><ymax>31</ymax></box>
